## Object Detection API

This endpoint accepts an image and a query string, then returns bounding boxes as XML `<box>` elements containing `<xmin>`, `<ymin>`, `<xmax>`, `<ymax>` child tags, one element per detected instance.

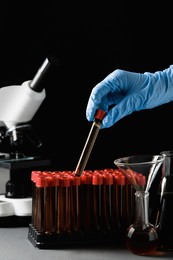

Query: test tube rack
<box><xmin>28</xmin><ymin>169</ymin><xmax>142</xmax><ymax>249</ymax></box>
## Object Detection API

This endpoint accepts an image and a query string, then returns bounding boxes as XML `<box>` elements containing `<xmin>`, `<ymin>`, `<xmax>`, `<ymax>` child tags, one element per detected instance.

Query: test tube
<box><xmin>34</xmin><ymin>174</ymin><xmax>48</xmax><ymax>233</ymax></box>
<box><xmin>56</xmin><ymin>173</ymin><xmax>71</xmax><ymax>233</ymax></box>
<box><xmin>92</xmin><ymin>171</ymin><xmax>103</xmax><ymax>232</ymax></box>
<box><xmin>30</xmin><ymin>170</ymin><xmax>41</xmax><ymax>226</ymax></box>
<box><xmin>112</xmin><ymin>170</ymin><xmax>126</xmax><ymax>232</ymax></box>
<box><xmin>75</xmin><ymin>110</ymin><xmax>106</xmax><ymax>177</ymax></box>
<box><xmin>44</xmin><ymin>174</ymin><xmax>59</xmax><ymax>234</ymax></box>
<box><xmin>70</xmin><ymin>173</ymin><xmax>81</xmax><ymax>232</ymax></box>
<box><xmin>80</xmin><ymin>171</ymin><xmax>93</xmax><ymax>232</ymax></box>
<box><xmin>102</xmin><ymin>171</ymin><xmax>113</xmax><ymax>232</ymax></box>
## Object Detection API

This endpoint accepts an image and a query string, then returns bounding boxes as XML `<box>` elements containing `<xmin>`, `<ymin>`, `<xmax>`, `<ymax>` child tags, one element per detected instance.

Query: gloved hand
<box><xmin>86</xmin><ymin>65</ymin><xmax>173</xmax><ymax>128</ymax></box>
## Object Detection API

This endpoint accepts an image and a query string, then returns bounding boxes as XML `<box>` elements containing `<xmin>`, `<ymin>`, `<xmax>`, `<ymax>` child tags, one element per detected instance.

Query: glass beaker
<box><xmin>114</xmin><ymin>154</ymin><xmax>165</xmax><ymax>256</ymax></box>
<box><xmin>156</xmin><ymin>150</ymin><xmax>173</xmax><ymax>251</ymax></box>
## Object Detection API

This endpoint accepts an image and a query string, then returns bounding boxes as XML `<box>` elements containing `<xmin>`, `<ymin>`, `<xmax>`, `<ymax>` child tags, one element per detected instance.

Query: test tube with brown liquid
<box><xmin>34</xmin><ymin>174</ymin><xmax>48</xmax><ymax>233</ymax></box>
<box><xmin>112</xmin><ymin>170</ymin><xmax>126</xmax><ymax>232</ymax></box>
<box><xmin>56</xmin><ymin>173</ymin><xmax>71</xmax><ymax>233</ymax></box>
<box><xmin>92</xmin><ymin>171</ymin><xmax>103</xmax><ymax>232</ymax></box>
<box><xmin>44</xmin><ymin>174</ymin><xmax>59</xmax><ymax>234</ymax></box>
<box><xmin>80</xmin><ymin>171</ymin><xmax>93</xmax><ymax>233</ymax></box>
<box><xmin>101</xmin><ymin>171</ymin><xmax>114</xmax><ymax>232</ymax></box>
<box><xmin>70</xmin><ymin>173</ymin><xmax>81</xmax><ymax>232</ymax></box>
<box><xmin>31</xmin><ymin>171</ymin><xmax>41</xmax><ymax>226</ymax></box>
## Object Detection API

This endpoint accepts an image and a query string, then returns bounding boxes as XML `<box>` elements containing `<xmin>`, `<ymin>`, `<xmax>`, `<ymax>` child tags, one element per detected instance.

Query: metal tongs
<box><xmin>74</xmin><ymin>109</ymin><xmax>106</xmax><ymax>176</ymax></box>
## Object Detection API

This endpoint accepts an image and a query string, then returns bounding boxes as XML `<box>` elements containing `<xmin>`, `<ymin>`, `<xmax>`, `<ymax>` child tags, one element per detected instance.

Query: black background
<box><xmin>0</xmin><ymin>2</ymin><xmax>173</xmax><ymax>171</ymax></box>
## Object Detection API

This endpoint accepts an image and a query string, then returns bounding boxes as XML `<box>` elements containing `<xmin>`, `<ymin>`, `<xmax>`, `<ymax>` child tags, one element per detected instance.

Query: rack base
<box><xmin>28</xmin><ymin>224</ymin><xmax>124</xmax><ymax>249</ymax></box>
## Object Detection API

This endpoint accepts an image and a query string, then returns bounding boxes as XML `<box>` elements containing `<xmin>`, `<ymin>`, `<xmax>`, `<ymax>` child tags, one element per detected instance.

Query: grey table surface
<box><xmin>0</xmin><ymin>227</ymin><xmax>173</xmax><ymax>260</ymax></box>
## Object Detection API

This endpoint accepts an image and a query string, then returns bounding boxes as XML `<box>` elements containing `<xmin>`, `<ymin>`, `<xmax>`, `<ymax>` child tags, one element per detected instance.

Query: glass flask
<box><xmin>114</xmin><ymin>154</ymin><xmax>165</xmax><ymax>256</ymax></box>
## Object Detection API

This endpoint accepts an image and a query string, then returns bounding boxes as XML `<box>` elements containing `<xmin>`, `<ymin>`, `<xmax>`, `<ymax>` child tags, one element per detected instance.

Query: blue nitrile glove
<box><xmin>86</xmin><ymin>65</ymin><xmax>173</xmax><ymax>128</ymax></box>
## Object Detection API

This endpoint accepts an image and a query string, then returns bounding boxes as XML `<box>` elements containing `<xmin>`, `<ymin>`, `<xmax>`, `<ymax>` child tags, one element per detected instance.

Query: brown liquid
<box><xmin>126</xmin><ymin>225</ymin><xmax>158</xmax><ymax>256</ymax></box>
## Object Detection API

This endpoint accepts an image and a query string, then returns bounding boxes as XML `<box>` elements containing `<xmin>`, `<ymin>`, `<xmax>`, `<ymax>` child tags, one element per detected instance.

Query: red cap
<box><xmin>31</xmin><ymin>171</ymin><xmax>42</xmax><ymax>182</ymax></box>
<box><xmin>59</xmin><ymin>176</ymin><xmax>71</xmax><ymax>187</ymax></box>
<box><xmin>35</xmin><ymin>176</ymin><xmax>49</xmax><ymax>187</ymax></box>
<box><xmin>92</xmin><ymin>173</ymin><xmax>103</xmax><ymax>185</ymax></box>
<box><xmin>81</xmin><ymin>172</ymin><xmax>92</xmax><ymax>184</ymax></box>
<box><xmin>95</xmin><ymin>109</ymin><xmax>106</xmax><ymax>121</ymax></box>
<box><xmin>71</xmin><ymin>176</ymin><xmax>81</xmax><ymax>186</ymax></box>
<box><xmin>113</xmin><ymin>174</ymin><xmax>125</xmax><ymax>185</ymax></box>
<box><xmin>103</xmin><ymin>173</ymin><xmax>113</xmax><ymax>185</ymax></box>
<box><xmin>136</xmin><ymin>175</ymin><xmax>146</xmax><ymax>186</ymax></box>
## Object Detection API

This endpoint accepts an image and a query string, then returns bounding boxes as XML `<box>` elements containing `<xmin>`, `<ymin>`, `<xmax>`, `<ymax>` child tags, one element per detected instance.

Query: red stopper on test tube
<box><xmin>95</xmin><ymin>109</ymin><xmax>107</xmax><ymax>121</ymax></box>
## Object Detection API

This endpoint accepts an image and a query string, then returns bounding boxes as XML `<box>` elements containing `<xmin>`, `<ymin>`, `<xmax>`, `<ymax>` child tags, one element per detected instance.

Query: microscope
<box><xmin>0</xmin><ymin>58</ymin><xmax>53</xmax><ymax>226</ymax></box>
